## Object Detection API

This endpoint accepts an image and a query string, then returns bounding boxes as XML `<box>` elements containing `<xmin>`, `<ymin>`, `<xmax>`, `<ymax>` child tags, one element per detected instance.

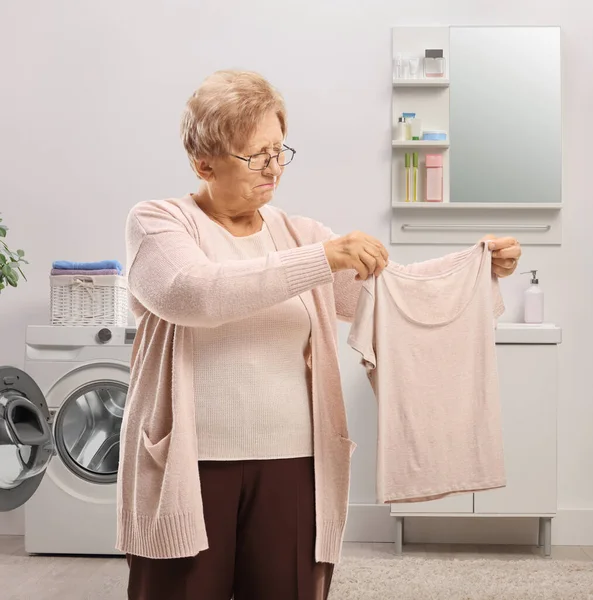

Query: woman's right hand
<box><xmin>323</xmin><ymin>232</ymin><xmax>389</xmax><ymax>280</ymax></box>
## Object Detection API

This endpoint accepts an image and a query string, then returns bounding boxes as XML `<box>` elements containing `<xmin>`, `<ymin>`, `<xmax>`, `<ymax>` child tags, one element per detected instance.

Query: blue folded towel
<box><xmin>52</xmin><ymin>260</ymin><xmax>124</xmax><ymax>274</ymax></box>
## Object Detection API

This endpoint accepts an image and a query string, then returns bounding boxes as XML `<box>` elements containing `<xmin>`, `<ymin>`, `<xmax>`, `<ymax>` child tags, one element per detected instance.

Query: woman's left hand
<box><xmin>482</xmin><ymin>235</ymin><xmax>522</xmax><ymax>278</ymax></box>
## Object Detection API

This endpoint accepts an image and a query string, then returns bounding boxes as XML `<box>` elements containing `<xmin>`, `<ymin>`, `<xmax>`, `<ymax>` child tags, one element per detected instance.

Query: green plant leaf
<box><xmin>0</xmin><ymin>219</ymin><xmax>27</xmax><ymax>291</ymax></box>
<box><xmin>1</xmin><ymin>264</ymin><xmax>17</xmax><ymax>286</ymax></box>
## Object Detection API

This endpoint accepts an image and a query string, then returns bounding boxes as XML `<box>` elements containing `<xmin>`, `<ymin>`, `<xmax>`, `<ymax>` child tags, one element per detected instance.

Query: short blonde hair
<box><xmin>181</xmin><ymin>70</ymin><xmax>287</xmax><ymax>168</ymax></box>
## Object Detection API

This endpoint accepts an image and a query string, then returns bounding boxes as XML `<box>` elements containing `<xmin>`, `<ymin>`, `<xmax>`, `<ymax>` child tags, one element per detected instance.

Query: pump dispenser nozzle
<box><xmin>521</xmin><ymin>270</ymin><xmax>538</xmax><ymax>284</ymax></box>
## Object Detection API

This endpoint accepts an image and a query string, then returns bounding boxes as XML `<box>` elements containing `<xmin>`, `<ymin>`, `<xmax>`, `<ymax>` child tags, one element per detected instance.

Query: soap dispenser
<box><xmin>521</xmin><ymin>270</ymin><xmax>544</xmax><ymax>324</ymax></box>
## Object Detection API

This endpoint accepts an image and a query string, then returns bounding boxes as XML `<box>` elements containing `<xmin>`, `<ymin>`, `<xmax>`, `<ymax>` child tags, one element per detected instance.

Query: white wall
<box><xmin>1</xmin><ymin>0</ymin><xmax>592</xmax><ymax>542</ymax></box>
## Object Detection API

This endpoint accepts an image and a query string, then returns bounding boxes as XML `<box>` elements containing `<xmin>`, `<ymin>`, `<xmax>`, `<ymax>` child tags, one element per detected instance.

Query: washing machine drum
<box><xmin>0</xmin><ymin>367</ymin><xmax>55</xmax><ymax>512</ymax></box>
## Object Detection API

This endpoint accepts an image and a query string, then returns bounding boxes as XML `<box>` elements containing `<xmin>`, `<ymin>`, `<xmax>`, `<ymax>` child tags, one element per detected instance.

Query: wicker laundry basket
<box><xmin>49</xmin><ymin>274</ymin><xmax>128</xmax><ymax>326</ymax></box>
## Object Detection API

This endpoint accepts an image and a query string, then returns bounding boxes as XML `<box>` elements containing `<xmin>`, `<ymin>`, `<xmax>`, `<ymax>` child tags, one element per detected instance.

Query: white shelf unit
<box><xmin>392</xmin><ymin>27</ymin><xmax>451</xmax><ymax>208</ymax></box>
<box><xmin>390</xmin><ymin>202</ymin><xmax>562</xmax><ymax>245</ymax></box>
<box><xmin>393</xmin><ymin>78</ymin><xmax>450</xmax><ymax>88</ymax></box>
<box><xmin>391</xmin><ymin>202</ymin><xmax>564</xmax><ymax>210</ymax></box>
<box><xmin>392</xmin><ymin>140</ymin><xmax>450</xmax><ymax>149</ymax></box>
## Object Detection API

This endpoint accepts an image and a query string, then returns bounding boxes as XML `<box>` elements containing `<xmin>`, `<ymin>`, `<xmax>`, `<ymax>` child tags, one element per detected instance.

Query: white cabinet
<box><xmin>390</xmin><ymin>323</ymin><xmax>561</xmax><ymax>554</ymax></box>
<box><xmin>475</xmin><ymin>344</ymin><xmax>557</xmax><ymax>515</ymax></box>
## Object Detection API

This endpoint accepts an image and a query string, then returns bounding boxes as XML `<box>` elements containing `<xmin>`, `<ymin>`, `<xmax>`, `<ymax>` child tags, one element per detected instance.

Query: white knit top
<box><xmin>194</xmin><ymin>221</ymin><xmax>314</xmax><ymax>460</ymax></box>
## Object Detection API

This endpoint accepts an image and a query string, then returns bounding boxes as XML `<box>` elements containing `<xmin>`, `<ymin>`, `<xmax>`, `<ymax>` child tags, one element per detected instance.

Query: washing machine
<box><xmin>0</xmin><ymin>325</ymin><xmax>135</xmax><ymax>555</ymax></box>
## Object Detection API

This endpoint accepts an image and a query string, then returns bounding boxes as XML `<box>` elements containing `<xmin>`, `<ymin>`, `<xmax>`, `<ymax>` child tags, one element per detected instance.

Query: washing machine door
<box><xmin>0</xmin><ymin>366</ymin><xmax>55</xmax><ymax>512</ymax></box>
<box><xmin>50</xmin><ymin>363</ymin><xmax>128</xmax><ymax>485</ymax></box>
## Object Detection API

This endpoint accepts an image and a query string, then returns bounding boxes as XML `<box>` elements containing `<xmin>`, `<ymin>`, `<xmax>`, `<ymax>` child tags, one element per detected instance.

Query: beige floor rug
<box><xmin>2</xmin><ymin>550</ymin><xmax>593</xmax><ymax>599</ymax></box>
<box><xmin>330</xmin><ymin>556</ymin><xmax>593</xmax><ymax>600</ymax></box>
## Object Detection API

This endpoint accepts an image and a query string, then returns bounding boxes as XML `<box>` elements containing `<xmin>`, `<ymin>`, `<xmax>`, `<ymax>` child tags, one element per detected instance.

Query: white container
<box><xmin>401</xmin><ymin>55</ymin><xmax>410</xmax><ymax>79</ymax></box>
<box><xmin>424</xmin><ymin>49</ymin><xmax>446</xmax><ymax>77</ymax></box>
<box><xmin>408</xmin><ymin>57</ymin><xmax>421</xmax><ymax>79</ymax></box>
<box><xmin>50</xmin><ymin>274</ymin><xmax>128</xmax><ymax>326</ymax></box>
<box><xmin>402</xmin><ymin>113</ymin><xmax>415</xmax><ymax>140</ymax></box>
<box><xmin>395</xmin><ymin>117</ymin><xmax>406</xmax><ymax>141</ymax></box>
<box><xmin>394</xmin><ymin>53</ymin><xmax>410</xmax><ymax>79</ymax></box>
<box><xmin>522</xmin><ymin>270</ymin><xmax>544</xmax><ymax>324</ymax></box>
<box><xmin>410</xmin><ymin>118</ymin><xmax>422</xmax><ymax>140</ymax></box>
<box><xmin>425</xmin><ymin>154</ymin><xmax>443</xmax><ymax>202</ymax></box>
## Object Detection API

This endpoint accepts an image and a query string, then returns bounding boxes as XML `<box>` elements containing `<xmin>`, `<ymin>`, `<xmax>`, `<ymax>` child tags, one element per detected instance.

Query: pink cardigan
<box><xmin>117</xmin><ymin>194</ymin><xmax>456</xmax><ymax>562</ymax></box>
<box><xmin>116</xmin><ymin>195</ymin><xmax>361</xmax><ymax>563</ymax></box>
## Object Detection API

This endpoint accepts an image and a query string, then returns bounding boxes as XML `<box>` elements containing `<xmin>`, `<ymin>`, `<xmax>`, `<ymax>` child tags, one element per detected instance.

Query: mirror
<box><xmin>449</xmin><ymin>27</ymin><xmax>561</xmax><ymax>204</ymax></box>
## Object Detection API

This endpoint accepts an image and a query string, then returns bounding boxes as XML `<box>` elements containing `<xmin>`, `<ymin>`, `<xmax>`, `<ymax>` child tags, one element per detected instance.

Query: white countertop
<box><xmin>495</xmin><ymin>323</ymin><xmax>562</xmax><ymax>344</ymax></box>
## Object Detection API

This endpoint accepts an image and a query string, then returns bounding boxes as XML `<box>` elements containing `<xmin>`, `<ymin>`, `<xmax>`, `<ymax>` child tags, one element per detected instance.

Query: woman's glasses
<box><xmin>230</xmin><ymin>144</ymin><xmax>296</xmax><ymax>171</ymax></box>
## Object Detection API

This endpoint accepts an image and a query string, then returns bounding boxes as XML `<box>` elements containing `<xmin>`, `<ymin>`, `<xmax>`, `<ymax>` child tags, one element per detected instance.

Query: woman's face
<box><xmin>205</xmin><ymin>111</ymin><xmax>285</xmax><ymax>213</ymax></box>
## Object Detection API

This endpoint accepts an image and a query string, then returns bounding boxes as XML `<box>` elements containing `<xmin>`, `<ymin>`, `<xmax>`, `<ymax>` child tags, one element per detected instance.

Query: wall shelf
<box><xmin>393</xmin><ymin>78</ymin><xmax>450</xmax><ymax>88</ymax></box>
<box><xmin>392</xmin><ymin>140</ymin><xmax>449</xmax><ymax>149</ymax></box>
<box><xmin>390</xmin><ymin>201</ymin><xmax>562</xmax><ymax>245</ymax></box>
<box><xmin>392</xmin><ymin>202</ymin><xmax>564</xmax><ymax>210</ymax></box>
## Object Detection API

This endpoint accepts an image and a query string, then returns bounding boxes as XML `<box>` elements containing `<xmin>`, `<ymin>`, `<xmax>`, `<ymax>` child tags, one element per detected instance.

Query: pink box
<box><xmin>425</xmin><ymin>154</ymin><xmax>443</xmax><ymax>202</ymax></box>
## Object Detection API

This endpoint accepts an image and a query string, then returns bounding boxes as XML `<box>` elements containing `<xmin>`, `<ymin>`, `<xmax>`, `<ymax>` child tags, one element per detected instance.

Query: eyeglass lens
<box><xmin>249</xmin><ymin>148</ymin><xmax>294</xmax><ymax>170</ymax></box>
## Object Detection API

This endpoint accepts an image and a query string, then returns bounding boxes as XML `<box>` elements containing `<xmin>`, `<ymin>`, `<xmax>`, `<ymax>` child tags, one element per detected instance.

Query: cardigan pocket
<box><xmin>338</xmin><ymin>435</ymin><xmax>357</xmax><ymax>458</ymax></box>
<box><xmin>141</xmin><ymin>429</ymin><xmax>172</xmax><ymax>470</ymax></box>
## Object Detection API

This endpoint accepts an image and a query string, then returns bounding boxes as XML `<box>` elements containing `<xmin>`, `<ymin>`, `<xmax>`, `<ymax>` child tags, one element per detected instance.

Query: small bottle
<box><xmin>404</xmin><ymin>153</ymin><xmax>411</xmax><ymax>202</ymax></box>
<box><xmin>395</xmin><ymin>117</ymin><xmax>406</xmax><ymax>141</ymax></box>
<box><xmin>408</xmin><ymin>57</ymin><xmax>421</xmax><ymax>79</ymax></box>
<box><xmin>410</xmin><ymin>118</ymin><xmax>422</xmax><ymax>141</ymax></box>
<box><xmin>402</xmin><ymin>112</ymin><xmax>415</xmax><ymax>140</ymax></box>
<box><xmin>522</xmin><ymin>270</ymin><xmax>544</xmax><ymax>324</ymax></box>
<box><xmin>424</xmin><ymin>49</ymin><xmax>446</xmax><ymax>78</ymax></box>
<box><xmin>425</xmin><ymin>154</ymin><xmax>443</xmax><ymax>202</ymax></box>
<box><xmin>412</xmin><ymin>152</ymin><xmax>419</xmax><ymax>202</ymax></box>
<box><xmin>393</xmin><ymin>53</ymin><xmax>404</xmax><ymax>79</ymax></box>
<box><xmin>401</xmin><ymin>54</ymin><xmax>410</xmax><ymax>79</ymax></box>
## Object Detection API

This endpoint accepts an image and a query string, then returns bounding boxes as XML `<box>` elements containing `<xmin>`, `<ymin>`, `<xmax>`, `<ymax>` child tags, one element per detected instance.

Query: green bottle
<box><xmin>412</xmin><ymin>152</ymin><xmax>419</xmax><ymax>202</ymax></box>
<box><xmin>405</xmin><ymin>153</ymin><xmax>411</xmax><ymax>203</ymax></box>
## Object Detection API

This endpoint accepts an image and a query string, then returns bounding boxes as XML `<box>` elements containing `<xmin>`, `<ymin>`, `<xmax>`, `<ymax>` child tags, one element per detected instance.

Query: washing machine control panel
<box><xmin>94</xmin><ymin>328</ymin><xmax>136</xmax><ymax>345</ymax></box>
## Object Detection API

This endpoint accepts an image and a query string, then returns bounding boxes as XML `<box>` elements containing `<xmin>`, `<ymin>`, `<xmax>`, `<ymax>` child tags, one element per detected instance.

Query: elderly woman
<box><xmin>117</xmin><ymin>70</ymin><xmax>521</xmax><ymax>600</ymax></box>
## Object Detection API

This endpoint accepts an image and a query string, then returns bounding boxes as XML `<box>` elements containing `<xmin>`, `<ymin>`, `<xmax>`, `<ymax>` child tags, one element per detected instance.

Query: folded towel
<box><xmin>51</xmin><ymin>269</ymin><xmax>122</xmax><ymax>276</ymax></box>
<box><xmin>52</xmin><ymin>260</ymin><xmax>124</xmax><ymax>274</ymax></box>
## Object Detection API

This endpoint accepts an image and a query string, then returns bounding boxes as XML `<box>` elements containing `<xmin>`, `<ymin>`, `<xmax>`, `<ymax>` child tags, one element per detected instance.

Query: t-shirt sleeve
<box><xmin>347</xmin><ymin>278</ymin><xmax>377</xmax><ymax>370</ymax></box>
<box><xmin>491</xmin><ymin>274</ymin><xmax>505</xmax><ymax>320</ymax></box>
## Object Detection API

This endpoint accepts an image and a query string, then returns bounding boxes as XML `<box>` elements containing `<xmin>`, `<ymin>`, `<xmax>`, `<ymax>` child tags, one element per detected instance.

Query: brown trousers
<box><xmin>127</xmin><ymin>457</ymin><xmax>334</xmax><ymax>600</ymax></box>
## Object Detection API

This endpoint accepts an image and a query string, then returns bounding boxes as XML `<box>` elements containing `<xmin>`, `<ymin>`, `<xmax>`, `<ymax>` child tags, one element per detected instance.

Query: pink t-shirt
<box><xmin>348</xmin><ymin>242</ymin><xmax>506</xmax><ymax>503</ymax></box>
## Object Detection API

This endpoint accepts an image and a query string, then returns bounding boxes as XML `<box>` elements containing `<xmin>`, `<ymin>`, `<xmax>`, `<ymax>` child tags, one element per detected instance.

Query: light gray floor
<box><xmin>1</xmin><ymin>535</ymin><xmax>593</xmax><ymax>600</ymax></box>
